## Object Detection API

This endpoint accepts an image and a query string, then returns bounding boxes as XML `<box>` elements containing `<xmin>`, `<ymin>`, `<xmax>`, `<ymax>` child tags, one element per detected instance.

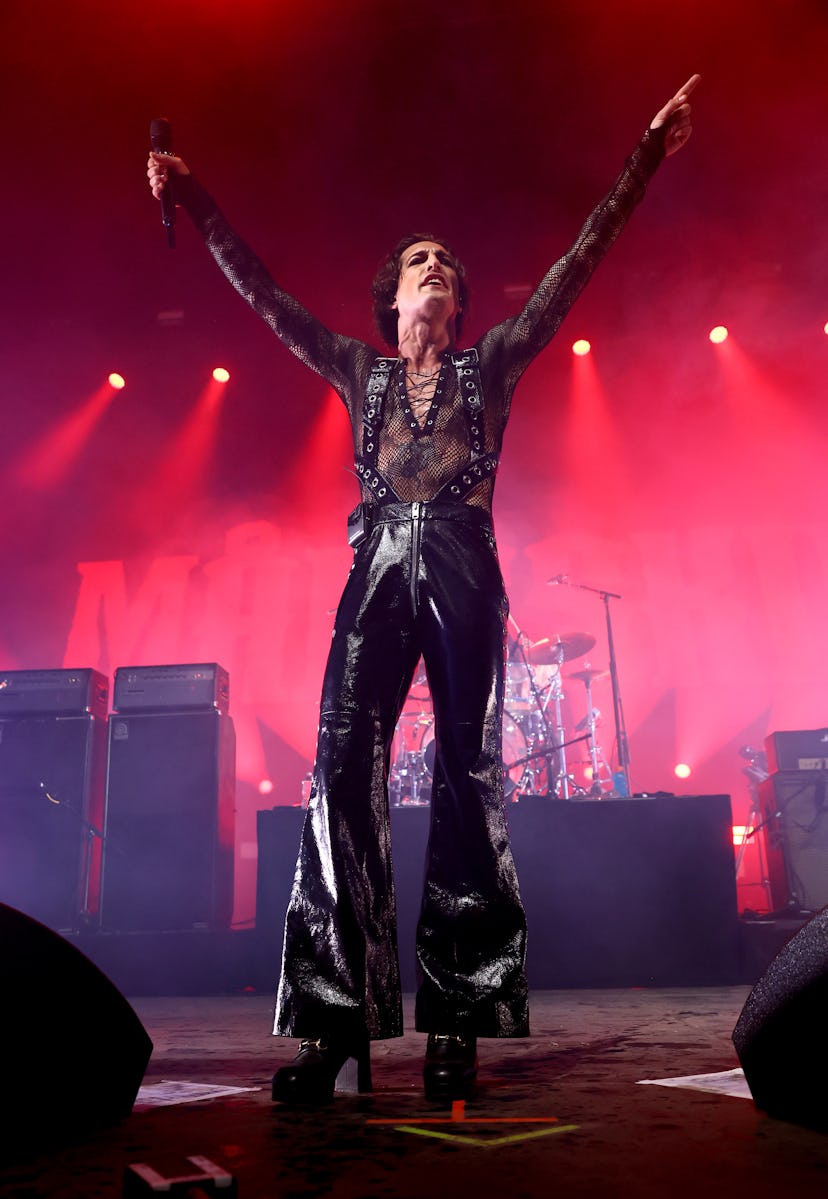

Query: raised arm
<box><xmin>480</xmin><ymin>75</ymin><xmax>701</xmax><ymax>402</ymax></box>
<box><xmin>146</xmin><ymin>150</ymin><xmax>371</xmax><ymax>402</ymax></box>
<box><xmin>649</xmin><ymin>73</ymin><xmax>700</xmax><ymax>156</ymax></box>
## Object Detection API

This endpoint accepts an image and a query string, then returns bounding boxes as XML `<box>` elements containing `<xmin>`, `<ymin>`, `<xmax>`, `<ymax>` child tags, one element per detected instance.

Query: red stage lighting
<box><xmin>258</xmin><ymin>778</ymin><xmax>274</xmax><ymax>796</ymax></box>
<box><xmin>108</xmin><ymin>372</ymin><xmax>126</xmax><ymax>390</ymax></box>
<box><xmin>572</xmin><ymin>339</ymin><xmax>591</xmax><ymax>357</ymax></box>
<box><xmin>212</xmin><ymin>367</ymin><xmax>230</xmax><ymax>383</ymax></box>
<box><xmin>709</xmin><ymin>325</ymin><xmax>729</xmax><ymax>344</ymax></box>
<box><xmin>16</xmin><ymin>382</ymin><xmax>116</xmax><ymax>489</ymax></box>
<box><xmin>732</xmin><ymin>824</ymin><xmax>750</xmax><ymax>847</ymax></box>
<box><xmin>674</xmin><ymin>763</ymin><xmax>692</xmax><ymax>780</ymax></box>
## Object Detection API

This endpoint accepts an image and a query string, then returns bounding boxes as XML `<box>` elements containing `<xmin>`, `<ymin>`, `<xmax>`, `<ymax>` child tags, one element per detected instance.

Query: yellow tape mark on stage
<box><xmin>390</xmin><ymin>1123</ymin><xmax>579</xmax><ymax>1148</ymax></box>
<box><xmin>368</xmin><ymin>1100</ymin><xmax>579</xmax><ymax>1148</ymax></box>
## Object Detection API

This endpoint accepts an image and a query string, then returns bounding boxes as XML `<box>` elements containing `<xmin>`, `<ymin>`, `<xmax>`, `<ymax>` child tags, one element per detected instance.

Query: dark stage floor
<box><xmin>4</xmin><ymin>989</ymin><xmax>828</xmax><ymax>1197</ymax></box>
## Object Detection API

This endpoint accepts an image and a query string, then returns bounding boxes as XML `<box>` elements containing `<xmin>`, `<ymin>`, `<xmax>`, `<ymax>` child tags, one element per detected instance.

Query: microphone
<box><xmin>150</xmin><ymin>117</ymin><xmax>176</xmax><ymax>249</ymax></box>
<box><xmin>546</xmin><ymin>573</ymin><xmax>569</xmax><ymax>586</ymax></box>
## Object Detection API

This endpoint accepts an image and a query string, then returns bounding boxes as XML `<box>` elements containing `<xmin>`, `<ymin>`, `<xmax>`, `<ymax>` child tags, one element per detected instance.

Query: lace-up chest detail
<box><xmin>373</xmin><ymin>363</ymin><xmax>494</xmax><ymax>508</ymax></box>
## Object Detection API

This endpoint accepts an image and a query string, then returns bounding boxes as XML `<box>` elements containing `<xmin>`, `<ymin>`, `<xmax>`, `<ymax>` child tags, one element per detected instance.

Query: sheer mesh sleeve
<box><xmin>478</xmin><ymin>126</ymin><xmax>667</xmax><ymax>423</ymax></box>
<box><xmin>176</xmin><ymin>174</ymin><xmax>376</xmax><ymax>415</ymax></box>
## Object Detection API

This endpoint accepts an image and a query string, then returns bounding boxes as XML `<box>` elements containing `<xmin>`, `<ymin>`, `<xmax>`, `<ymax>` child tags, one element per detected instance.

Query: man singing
<box><xmin>148</xmin><ymin>74</ymin><xmax>699</xmax><ymax>1105</ymax></box>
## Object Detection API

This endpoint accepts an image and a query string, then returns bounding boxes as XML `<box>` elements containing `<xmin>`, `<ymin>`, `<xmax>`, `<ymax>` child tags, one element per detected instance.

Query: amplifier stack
<box><xmin>0</xmin><ymin>664</ymin><xmax>235</xmax><ymax>935</ymax></box>
<box><xmin>760</xmin><ymin>728</ymin><xmax>828</xmax><ymax>913</ymax></box>
<box><xmin>0</xmin><ymin>669</ymin><xmax>108</xmax><ymax>931</ymax></box>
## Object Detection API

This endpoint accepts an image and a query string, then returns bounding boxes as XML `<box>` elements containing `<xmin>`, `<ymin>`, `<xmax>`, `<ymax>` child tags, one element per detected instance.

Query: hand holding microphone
<box><xmin>147</xmin><ymin>117</ymin><xmax>190</xmax><ymax>248</ymax></box>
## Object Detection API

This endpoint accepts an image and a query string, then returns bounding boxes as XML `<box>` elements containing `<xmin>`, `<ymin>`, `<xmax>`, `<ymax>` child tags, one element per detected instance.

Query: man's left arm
<box><xmin>485</xmin><ymin>75</ymin><xmax>701</xmax><ymax>394</ymax></box>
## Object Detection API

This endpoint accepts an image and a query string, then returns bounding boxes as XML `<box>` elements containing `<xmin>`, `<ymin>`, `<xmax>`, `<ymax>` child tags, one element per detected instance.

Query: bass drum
<box><xmin>421</xmin><ymin>711</ymin><xmax>530</xmax><ymax>802</ymax></box>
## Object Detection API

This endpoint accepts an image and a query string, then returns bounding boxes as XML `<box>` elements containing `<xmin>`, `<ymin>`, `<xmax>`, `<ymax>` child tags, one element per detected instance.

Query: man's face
<box><xmin>393</xmin><ymin>241</ymin><xmax>461</xmax><ymax>328</ymax></box>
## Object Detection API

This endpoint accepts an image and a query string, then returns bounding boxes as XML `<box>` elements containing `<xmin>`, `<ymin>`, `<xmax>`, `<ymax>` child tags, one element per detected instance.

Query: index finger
<box><xmin>674</xmin><ymin>73</ymin><xmax>701</xmax><ymax>102</ymax></box>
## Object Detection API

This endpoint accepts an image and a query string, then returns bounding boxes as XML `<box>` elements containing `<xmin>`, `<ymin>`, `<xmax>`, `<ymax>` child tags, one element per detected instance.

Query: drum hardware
<box><xmin>567</xmin><ymin>668</ymin><xmax>612</xmax><ymax>795</ymax></box>
<box><xmin>506</xmin><ymin>617</ymin><xmax>599</xmax><ymax>800</ymax></box>
<box><xmin>388</xmin><ymin>706</ymin><xmax>531</xmax><ymax>805</ymax></box>
<box><xmin>523</xmin><ymin>632</ymin><xmax>596</xmax><ymax>665</ymax></box>
<box><xmin>407</xmin><ymin>657</ymin><xmax>432</xmax><ymax>706</ymax></box>
<box><xmin>389</xmin><ymin>620</ymin><xmax>602</xmax><ymax>805</ymax></box>
<box><xmin>547</xmin><ymin>575</ymin><xmax>631</xmax><ymax>796</ymax></box>
<box><xmin>503</xmin><ymin>732</ymin><xmax>591</xmax><ymax>775</ymax></box>
<box><xmin>506</xmin><ymin>616</ymin><xmax>559</xmax><ymax>796</ymax></box>
<box><xmin>389</xmin><ymin>710</ymin><xmax>434</xmax><ymax>806</ymax></box>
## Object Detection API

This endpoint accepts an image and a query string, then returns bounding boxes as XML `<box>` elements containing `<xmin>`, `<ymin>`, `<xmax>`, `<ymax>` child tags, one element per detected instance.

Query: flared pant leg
<box><xmin>274</xmin><ymin>519</ymin><xmax>421</xmax><ymax>1041</ymax></box>
<box><xmin>414</xmin><ymin>515</ymin><xmax>529</xmax><ymax>1037</ymax></box>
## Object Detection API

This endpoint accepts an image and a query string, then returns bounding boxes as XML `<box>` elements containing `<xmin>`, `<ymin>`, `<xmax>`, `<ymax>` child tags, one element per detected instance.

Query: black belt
<box><xmin>372</xmin><ymin>501</ymin><xmax>493</xmax><ymax>533</ymax></box>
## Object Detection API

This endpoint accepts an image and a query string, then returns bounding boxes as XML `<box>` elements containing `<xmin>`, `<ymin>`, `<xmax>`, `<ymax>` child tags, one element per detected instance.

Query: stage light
<box><xmin>674</xmin><ymin>763</ymin><xmax>692</xmax><ymax>780</ymax></box>
<box><xmin>583</xmin><ymin>765</ymin><xmax>594</xmax><ymax>781</ymax></box>
<box><xmin>258</xmin><ymin>778</ymin><xmax>274</xmax><ymax>796</ymax></box>
<box><xmin>572</xmin><ymin>339</ymin><xmax>591</xmax><ymax>357</ymax></box>
<box><xmin>823</xmin><ymin>321</ymin><xmax>828</xmax><ymax>336</ymax></box>
<box><xmin>108</xmin><ymin>373</ymin><xmax>126</xmax><ymax>390</ymax></box>
<box><xmin>212</xmin><ymin>367</ymin><xmax>230</xmax><ymax>383</ymax></box>
<box><xmin>732</xmin><ymin>824</ymin><xmax>750</xmax><ymax>846</ymax></box>
<box><xmin>709</xmin><ymin>326</ymin><xmax>729</xmax><ymax>344</ymax></box>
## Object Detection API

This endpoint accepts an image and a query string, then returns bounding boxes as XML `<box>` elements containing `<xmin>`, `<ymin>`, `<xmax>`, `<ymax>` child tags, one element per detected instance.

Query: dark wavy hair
<box><xmin>371</xmin><ymin>232</ymin><xmax>470</xmax><ymax>348</ymax></box>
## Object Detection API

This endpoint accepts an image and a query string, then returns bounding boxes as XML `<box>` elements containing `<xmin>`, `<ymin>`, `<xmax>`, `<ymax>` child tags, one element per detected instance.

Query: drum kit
<box><xmin>388</xmin><ymin>620</ymin><xmax>616</xmax><ymax>805</ymax></box>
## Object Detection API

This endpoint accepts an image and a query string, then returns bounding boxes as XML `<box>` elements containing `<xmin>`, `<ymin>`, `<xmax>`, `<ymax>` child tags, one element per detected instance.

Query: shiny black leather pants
<box><xmin>274</xmin><ymin>502</ymin><xmax>529</xmax><ymax>1041</ymax></box>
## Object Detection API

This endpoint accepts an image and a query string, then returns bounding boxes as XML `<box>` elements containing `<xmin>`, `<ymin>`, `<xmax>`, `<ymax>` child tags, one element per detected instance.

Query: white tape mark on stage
<box><xmin>637</xmin><ymin>1068</ymin><xmax>752</xmax><ymax>1100</ymax></box>
<box><xmin>135</xmin><ymin>1081</ymin><xmax>261</xmax><ymax>1110</ymax></box>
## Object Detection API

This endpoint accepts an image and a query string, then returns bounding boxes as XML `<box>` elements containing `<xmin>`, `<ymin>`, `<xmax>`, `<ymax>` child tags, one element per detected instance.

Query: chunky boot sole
<box><xmin>423</xmin><ymin>1036</ymin><xmax>478</xmax><ymax>1103</ymax></box>
<box><xmin>423</xmin><ymin>1061</ymin><xmax>478</xmax><ymax>1103</ymax></box>
<box><xmin>272</xmin><ymin>1041</ymin><xmax>372</xmax><ymax>1105</ymax></box>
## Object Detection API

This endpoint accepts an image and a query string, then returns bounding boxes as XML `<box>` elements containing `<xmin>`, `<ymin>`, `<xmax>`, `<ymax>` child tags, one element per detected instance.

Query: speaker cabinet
<box><xmin>759</xmin><ymin>772</ymin><xmax>828</xmax><ymax>911</ymax></box>
<box><xmin>734</xmin><ymin>906</ymin><xmax>828</xmax><ymax>1128</ymax></box>
<box><xmin>0</xmin><ymin>902</ymin><xmax>153</xmax><ymax>1143</ymax></box>
<box><xmin>0</xmin><ymin>715</ymin><xmax>106</xmax><ymax>931</ymax></box>
<box><xmin>101</xmin><ymin>711</ymin><xmax>235</xmax><ymax>931</ymax></box>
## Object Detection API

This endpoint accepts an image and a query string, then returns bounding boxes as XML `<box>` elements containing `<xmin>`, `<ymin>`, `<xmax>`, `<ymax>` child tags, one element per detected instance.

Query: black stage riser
<box><xmin>101</xmin><ymin>711</ymin><xmax>236</xmax><ymax>932</ymax></box>
<box><xmin>257</xmin><ymin>795</ymin><xmax>739</xmax><ymax>989</ymax></box>
<box><xmin>0</xmin><ymin>714</ymin><xmax>106</xmax><ymax>931</ymax></box>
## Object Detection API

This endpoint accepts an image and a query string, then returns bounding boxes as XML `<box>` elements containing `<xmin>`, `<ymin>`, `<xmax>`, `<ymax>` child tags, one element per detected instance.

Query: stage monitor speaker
<box><xmin>0</xmin><ymin>902</ymin><xmax>153</xmax><ymax>1144</ymax></box>
<box><xmin>0</xmin><ymin>714</ymin><xmax>106</xmax><ymax>931</ymax></box>
<box><xmin>759</xmin><ymin>772</ymin><xmax>828</xmax><ymax>911</ymax></box>
<box><xmin>733</xmin><ymin>906</ymin><xmax>828</xmax><ymax>1128</ymax></box>
<box><xmin>101</xmin><ymin>711</ymin><xmax>235</xmax><ymax>932</ymax></box>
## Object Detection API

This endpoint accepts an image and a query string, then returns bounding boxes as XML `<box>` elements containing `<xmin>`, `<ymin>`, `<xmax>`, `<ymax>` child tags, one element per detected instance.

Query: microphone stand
<box><xmin>548</xmin><ymin>576</ymin><xmax>631</xmax><ymax>797</ymax></box>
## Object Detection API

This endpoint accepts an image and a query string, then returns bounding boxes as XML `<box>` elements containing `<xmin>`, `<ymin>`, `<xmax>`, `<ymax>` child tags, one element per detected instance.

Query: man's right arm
<box><xmin>146</xmin><ymin>152</ymin><xmax>365</xmax><ymax>399</ymax></box>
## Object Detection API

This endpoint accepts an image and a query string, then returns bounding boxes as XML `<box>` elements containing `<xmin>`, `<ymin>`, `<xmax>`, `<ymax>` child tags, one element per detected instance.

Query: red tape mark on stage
<box><xmin>367</xmin><ymin>1100</ymin><xmax>579</xmax><ymax>1148</ymax></box>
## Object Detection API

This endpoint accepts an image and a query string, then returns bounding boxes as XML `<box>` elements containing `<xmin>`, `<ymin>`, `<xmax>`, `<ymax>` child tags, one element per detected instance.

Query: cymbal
<box><xmin>526</xmin><ymin>632</ymin><xmax>595</xmax><ymax>664</ymax></box>
<box><xmin>567</xmin><ymin>668</ymin><xmax>608</xmax><ymax>685</ymax></box>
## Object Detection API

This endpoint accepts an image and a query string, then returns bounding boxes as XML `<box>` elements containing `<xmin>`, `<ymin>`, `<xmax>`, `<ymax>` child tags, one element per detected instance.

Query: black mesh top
<box><xmin>178</xmin><ymin>126</ymin><xmax>666</xmax><ymax>516</ymax></box>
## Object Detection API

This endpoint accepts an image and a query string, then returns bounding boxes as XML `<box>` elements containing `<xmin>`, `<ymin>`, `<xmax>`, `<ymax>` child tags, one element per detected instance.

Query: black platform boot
<box><xmin>423</xmin><ymin>1033</ymin><xmax>478</xmax><ymax>1102</ymax></box>
<box><xmin>272</xmin><ymin>1038</ymin><xmax>372</xmax><ymax>1105</ymax></box>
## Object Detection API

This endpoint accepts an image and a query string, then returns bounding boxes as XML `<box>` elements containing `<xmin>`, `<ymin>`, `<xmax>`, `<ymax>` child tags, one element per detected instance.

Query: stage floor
<box><xmin>4</xmin><ymin>988</ymin><xmax>828</xmax><ymax>1197</ymax></box>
